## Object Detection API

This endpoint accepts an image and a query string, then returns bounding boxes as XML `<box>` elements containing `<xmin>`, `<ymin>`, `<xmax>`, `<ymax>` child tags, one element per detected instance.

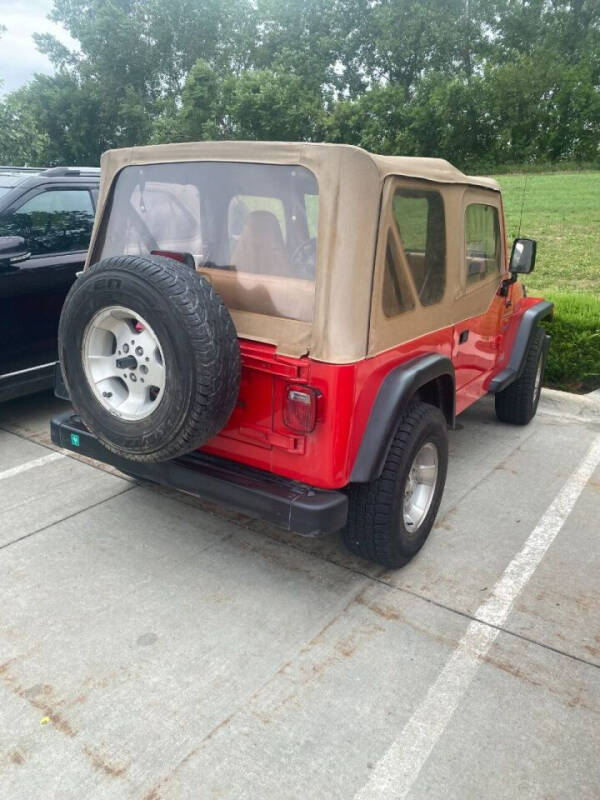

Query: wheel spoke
<box><xmin>116</xmin><ymin>380</ymin><xmax>148</xmax><ymax>416</ymax></box>
<box><xmin>414</xmin><ymin>463</ymin><xmax>437</xmax><ymax>484</ymax></box>
<box><xmin>135</xmin><ymin>330</ymin><xmax>159</xmax><ymax>354</ymax></box>
<box><xmin>404</xmin><ymin>507</ymin><xmax>417</xmax><ymax>528</ymax></box>
<box><xmin>145</xmin><ymin>360</ymin><xmax>165</xmax><ymax>390</ymax></box>
<box><xmin>96</xmin><ymin>313</ymin><xmax>131</xmax><ymax>342</ymax></box>
<box><xmin>87</xmin><ymin>355</ymin><xmax>121</xmax><ymax>382</ymax></box>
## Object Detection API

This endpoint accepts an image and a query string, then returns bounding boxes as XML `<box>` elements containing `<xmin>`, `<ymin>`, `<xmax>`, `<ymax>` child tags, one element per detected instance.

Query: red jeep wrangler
<box><xmin>52</xmin><ymin>142</ymin><xmax>552</xmax><ymax>567</ymax></box>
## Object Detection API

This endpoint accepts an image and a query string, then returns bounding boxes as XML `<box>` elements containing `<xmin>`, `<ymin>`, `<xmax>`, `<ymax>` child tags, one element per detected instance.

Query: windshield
<box><xmin>98</xmin><ymin>162</ymin><xmax>319</xmax><ymax>322</ymax></box>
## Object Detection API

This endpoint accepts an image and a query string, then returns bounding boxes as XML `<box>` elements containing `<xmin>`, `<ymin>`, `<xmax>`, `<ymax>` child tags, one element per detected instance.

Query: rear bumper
<box><xmin>50</xmin><ymin>412</ymin><xmax>348</xmax><ymax>536</ymax></box>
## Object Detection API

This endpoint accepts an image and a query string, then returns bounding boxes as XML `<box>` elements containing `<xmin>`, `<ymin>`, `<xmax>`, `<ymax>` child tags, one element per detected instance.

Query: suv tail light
<box><xmin>150</xmin><ymin>250</ymin><xmax>195</xmax><ymax>268</ymax></box>
<box><xmin>284</xmin><ymin>385</ymin><xmax>318</xmax><ymax>433</ymax></box>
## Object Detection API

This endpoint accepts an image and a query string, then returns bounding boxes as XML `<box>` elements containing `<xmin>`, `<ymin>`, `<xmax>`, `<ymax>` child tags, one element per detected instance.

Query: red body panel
<box><xmin>200</xmin><ymin>288</ymin><xmax>546</xmax><ymax>490</ymax></box>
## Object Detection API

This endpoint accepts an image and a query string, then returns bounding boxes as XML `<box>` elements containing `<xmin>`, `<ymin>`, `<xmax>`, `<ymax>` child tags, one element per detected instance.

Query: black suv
<box><xmin>0</xmin><ymin>166</ymin><xmax>99</xmax><ymax>402</ymax></box>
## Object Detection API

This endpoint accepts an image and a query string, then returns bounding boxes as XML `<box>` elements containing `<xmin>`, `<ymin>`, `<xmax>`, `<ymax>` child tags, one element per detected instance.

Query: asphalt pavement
<box><xmin>0</xmin><ymin>388</ymin><xmax>599</xmax><ymax>799</ymax></box>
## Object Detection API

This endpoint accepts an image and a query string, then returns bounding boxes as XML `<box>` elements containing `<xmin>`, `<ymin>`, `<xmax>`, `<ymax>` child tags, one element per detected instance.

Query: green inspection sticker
<box><xmin>70</xmin><ymin>433</ymin><xmax>80</xmax><ymax>447</ymax></box>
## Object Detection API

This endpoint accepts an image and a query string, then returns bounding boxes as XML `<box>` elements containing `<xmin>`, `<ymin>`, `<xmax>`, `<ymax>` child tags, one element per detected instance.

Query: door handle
<box><xmin>459</xmin><ymin>329</ymin><xmax>469</xmax><ymax>344</ymax></box>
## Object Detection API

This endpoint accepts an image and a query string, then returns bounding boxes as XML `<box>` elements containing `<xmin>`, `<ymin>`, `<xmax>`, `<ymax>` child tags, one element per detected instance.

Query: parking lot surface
<box><xmin>1</xmin><ymin>390</ymin><xmax>599</xmax><ymax>799</ymax></box>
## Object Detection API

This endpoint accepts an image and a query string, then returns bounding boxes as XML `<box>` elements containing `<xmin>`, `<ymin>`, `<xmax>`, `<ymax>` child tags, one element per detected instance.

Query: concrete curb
<box><xmin>538</xmin><ymin>387</ymin><xmax>600</xmax><ymax>422</ymax></box>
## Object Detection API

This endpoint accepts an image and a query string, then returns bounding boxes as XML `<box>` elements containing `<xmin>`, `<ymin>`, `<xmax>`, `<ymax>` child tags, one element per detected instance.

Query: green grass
<box><xmin>493</xmin><ymin>171</ymin><xmax>600</xmax><ymax>392</ymax></box>
<box><xmin>491</xmin><ymin>161</ymin><xmax>600</xmax><ymax>176</ymax></box>
<box><xmin>541</xmin><ymin>293</ymin><xmax>600</xmax><ymax>393</ymax></box>
<box><xmin>496</xmin><ymin>171</ymin><xmax>600</xmax><ymax>294</ymax></box>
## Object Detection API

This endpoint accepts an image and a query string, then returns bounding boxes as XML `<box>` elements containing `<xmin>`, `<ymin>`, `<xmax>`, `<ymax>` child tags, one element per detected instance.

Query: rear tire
<box><xmin>495</xmin><ymin>326</ymin><xmax>546</xmax><ymax>425</ymax></box>
<box><xmin>343</xmin><ymin>400</ymin><xmax>448</xmax><ymax>568</ymax></box>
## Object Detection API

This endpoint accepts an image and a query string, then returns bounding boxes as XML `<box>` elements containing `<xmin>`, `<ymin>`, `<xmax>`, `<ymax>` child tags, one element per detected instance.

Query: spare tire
<box><xmin>58</xmin><ymin>254</ymin><xmax>240</xmax><ymax>462</ymax></box>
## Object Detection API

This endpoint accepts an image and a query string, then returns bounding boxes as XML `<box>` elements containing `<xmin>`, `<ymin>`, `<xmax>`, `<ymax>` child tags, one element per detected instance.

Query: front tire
<box><xmin>495</xmin><ymin>326</ymin><xmax>546</xmax><ymax>425</ymax></box>
<box><xmin>343</xmin><ymin>400</ymin><xmax>448</xmax><ymax>568</ymax></box>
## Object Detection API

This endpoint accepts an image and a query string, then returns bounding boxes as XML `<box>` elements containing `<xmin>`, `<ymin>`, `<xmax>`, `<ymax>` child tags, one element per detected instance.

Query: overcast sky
<box><xmin>0</xmin><ymin>0</ymin><xmax>76</xmax><ymax>95</ymax></box>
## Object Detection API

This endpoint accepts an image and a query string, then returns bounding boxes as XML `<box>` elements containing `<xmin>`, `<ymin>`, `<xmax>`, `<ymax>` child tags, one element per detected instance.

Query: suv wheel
<box><xmin>495</xmin><ymin>326</ymin><xmax>546</xmax><ymax>425</ymax></box>
<box><xmin>59</xmin><ymin>254</ymin><xmax>241</xmax><ymax>462</ymax></box>
<box><xmin>343</xmin><ymin>400</ymin><xmax>448</xmax><ymax>568</ymax></box>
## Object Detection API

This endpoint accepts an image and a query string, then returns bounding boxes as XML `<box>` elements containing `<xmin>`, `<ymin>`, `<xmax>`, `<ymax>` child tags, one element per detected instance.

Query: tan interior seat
<box><xmin>231</xmin><ymin>210</ymin><xmax>292</xmax><ymax>276</ymax></box>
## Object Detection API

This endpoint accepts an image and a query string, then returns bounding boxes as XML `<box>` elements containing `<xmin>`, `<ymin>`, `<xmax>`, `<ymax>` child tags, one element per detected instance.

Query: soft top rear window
<box><xmin>97</xmin><ymin>162</ymin><xmax>319</xmax><ymax>322</ymax></box>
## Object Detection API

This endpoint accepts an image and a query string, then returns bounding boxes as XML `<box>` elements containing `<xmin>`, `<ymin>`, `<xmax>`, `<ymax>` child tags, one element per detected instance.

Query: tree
<box><xmin>221</xmin><ymin>69</ymin><xmax>323</xmax><ymax>140</ymax></box>
<box><xmin>251</xmin><ymin>0</ymin><xmax>349</xmax><ymax>94</ymax></box>
<box><xmin>493</xmin><ymin>0</ymin><xmax>600</xmax><ymax>66</ymax></box>
<box><xmin>322</xmin><ymin>85</ymin><xmax>413</xmax><ymax>153</ymax></box>
<box><xmin>483</xmin><ymin>54</ymin><xmax>600</xmax><ymax>164</ymax></box>
<box><xmin>157</xmin><ymin>59</ymin><xmax>222</xmax><ymax>142</ymax></box>
<box><xmin>345</xmin><ymin>0</ymin><xmax>497</xmax><ymax>92</ymax></box>
<box><xmin>6</xmin><ymin>72</ymin><xmax>149</xmax><ymax>165</ymax></box>
<box><xmin>404</xmin><ymin>73</ymin><xmax>500</xmax><ymax>168</ymax></box>
<box><xmin>1</xmin><ymin>0</ymin><xmax>598</xmax><ymax>167</ymax></box>
<box><xmin>0</xmin><ymin>89</ymin><xmax>51</xmax><ymax>166</ymax></box>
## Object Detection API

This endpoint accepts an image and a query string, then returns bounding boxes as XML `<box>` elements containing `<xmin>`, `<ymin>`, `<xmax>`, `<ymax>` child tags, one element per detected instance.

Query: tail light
<box><xmin>284</xmin><ymin>385</ymin><xmax>318</xmax><ymax>433</ymax></box>
<box><xmin>150</xmin><ymin>250</ymin><xmax>195</xmax><ymax>268</ymax></box>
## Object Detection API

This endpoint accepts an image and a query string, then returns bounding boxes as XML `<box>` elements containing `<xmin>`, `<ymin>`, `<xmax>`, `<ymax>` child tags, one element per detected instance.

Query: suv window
<box><xmin>465</xmin><ymin>203</ymin><xmax>501</xmax><ymax>284</ymax></box>
<box><xmin>393</xmin><ymin>189</ymin><xmax>446</xmax><ymax>305</ymax></box>
<box><xmin>382</xmin><ymin>232</ymin><xmax>415</xmax><ymax>317</ymax></box>
<box><xmin>0</xmin><ymin>189</ymin><xmax>95</xmax><ymax>256</ymax></box>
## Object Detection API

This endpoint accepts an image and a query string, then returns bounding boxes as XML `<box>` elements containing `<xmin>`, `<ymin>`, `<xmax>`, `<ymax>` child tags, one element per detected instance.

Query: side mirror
<box><xmin>509</xmin><ymin>238</ymin><xmax>536</xmax><ymax>274</ymax></box>
<box><xmin>0</xmin><ymin>236</ymin><xmax>30</xmax><ymax>267</ymax></box>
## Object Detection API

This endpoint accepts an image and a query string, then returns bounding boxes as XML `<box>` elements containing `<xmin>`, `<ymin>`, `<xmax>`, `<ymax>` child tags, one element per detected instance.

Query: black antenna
<box><xmin>517</xmin><ymin>173</ymin><xmax>528</xmax><ymax>238</ymax></box>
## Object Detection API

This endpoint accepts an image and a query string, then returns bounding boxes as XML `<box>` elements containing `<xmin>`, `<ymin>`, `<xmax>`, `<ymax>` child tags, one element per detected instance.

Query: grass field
<box><xmin>494</xmin><ymin>171</ymin><xmax>600</xmax><ymax>392</ymax></box>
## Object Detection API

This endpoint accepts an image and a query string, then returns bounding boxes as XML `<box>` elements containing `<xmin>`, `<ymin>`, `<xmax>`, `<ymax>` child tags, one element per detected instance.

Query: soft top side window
<box><xmin>465</xmin><ymin>203</ymin><xmax>501</xmax><ymax>284</ymax></box>
<box><xmin>382</xmin><ymin>231</ymin><xmax>416</xmax><ymax>318</ymax></box>
<box><xmin>392</xmin><ymin>189</ymin><xmax>446</xmax><ymax>306</ymax></box>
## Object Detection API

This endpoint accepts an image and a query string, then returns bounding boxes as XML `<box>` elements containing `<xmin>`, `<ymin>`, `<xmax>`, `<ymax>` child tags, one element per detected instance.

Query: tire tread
<box><xmin>59</xmin><ymin>255</ymin><xmax>240</xmax><ymax>462</ymax></box>
<box><xmin>495</xmin><ymin>326</ymin><xmax>545</xmax><ymax>425</ymax></box>
<box><xmin>343</xmin><ymin>400</ymin><xmax>448</xmax><ymax>568</ymax></box>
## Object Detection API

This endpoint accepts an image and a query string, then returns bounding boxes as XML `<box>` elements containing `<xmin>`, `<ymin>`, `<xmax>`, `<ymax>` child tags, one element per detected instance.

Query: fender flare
<box><xmin>488</xmin><ymin>300</ymin><xmax>554</xmax><ymax>393</ymax></box>
<box><xmin>350</xmin><ymin>353</ymin><xmax>455</xmax><ymax>484</ymax></box>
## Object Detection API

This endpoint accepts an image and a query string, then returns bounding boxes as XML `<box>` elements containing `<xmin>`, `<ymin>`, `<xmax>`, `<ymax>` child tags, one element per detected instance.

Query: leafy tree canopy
<box><xmin>0</xmin><ymin>0</ymin><xmax>598</xmax><ymax>168</ymax></box>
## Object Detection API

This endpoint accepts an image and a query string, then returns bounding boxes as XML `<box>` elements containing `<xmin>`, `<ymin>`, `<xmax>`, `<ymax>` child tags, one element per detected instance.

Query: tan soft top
<box><xmin>94</xmin><ymin>141</ymin><xmax>499</xmax><ymax>201</ymax></box>
<box><xmin>89</xmin><ymin>142</ymin><xmax>501</xmax><ymax>363</ymax></box>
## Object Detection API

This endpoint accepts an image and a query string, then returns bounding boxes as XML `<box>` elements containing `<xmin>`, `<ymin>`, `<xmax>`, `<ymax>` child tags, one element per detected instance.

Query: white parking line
<box><xmin>355</xmin><ymin>433</ymin><xmax>600</xmax><ymax>800</ymax></box>
<box><xmin>0</xmin><ymin>452</ymin><xmax>65</xmax><ymax>482</ymax></box>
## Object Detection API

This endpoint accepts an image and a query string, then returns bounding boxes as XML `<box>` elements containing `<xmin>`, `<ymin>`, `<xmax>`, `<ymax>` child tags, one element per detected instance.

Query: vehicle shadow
<box><xmin>0</xmin><ymin>389</ymin><xmax>71</xmax><ymax>445</ymax></box>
